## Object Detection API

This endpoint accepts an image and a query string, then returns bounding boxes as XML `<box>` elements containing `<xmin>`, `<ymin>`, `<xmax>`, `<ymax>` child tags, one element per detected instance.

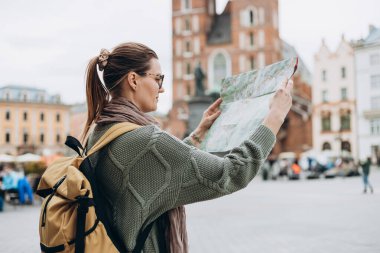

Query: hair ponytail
<box><xmin>82</xmin><ymin>57</ymin><xmax>109</xmax><ymax>142</ymax></box>
<box><xmin>81</xmin><ymin>42</ymin><xmax>158</xmax><ymax>142</ymax></box>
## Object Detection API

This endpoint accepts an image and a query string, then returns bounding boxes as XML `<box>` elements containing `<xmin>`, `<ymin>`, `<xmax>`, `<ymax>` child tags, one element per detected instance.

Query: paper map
<box><xmin>201</xmin><ymin>57</ymin><xmax>298</xmax><ymax>152</ymax></box>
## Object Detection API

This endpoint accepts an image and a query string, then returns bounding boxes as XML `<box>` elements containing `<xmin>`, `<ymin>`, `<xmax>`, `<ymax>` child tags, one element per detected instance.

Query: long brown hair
<box><xmin>82</xmin><ymin>42</ymin><xmax>158</xmax><ymax>140</ymax></box>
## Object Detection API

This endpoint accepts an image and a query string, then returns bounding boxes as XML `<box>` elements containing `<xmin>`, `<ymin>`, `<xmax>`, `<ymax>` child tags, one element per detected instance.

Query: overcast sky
<box><xmin>0</xmin><ymin>0</ymin><xmax>379</xmax><ymax>113</ymax></box>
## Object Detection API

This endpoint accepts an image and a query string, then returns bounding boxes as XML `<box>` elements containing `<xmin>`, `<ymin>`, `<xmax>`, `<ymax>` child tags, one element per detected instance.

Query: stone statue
<box><xmin>194</xmin><ymin>62</ymin><xmax>206</xmax><ymax>96</ymax></box>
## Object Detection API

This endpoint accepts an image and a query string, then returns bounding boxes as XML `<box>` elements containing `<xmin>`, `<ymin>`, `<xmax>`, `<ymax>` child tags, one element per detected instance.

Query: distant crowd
<box><xmin>0</xmin><ymin>164</ymin><xmax>36</xmax><ymax>212</ymax></box>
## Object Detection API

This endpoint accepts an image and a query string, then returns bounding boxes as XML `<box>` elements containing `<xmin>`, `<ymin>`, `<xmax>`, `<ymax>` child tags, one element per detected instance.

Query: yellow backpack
<box><xmin>37</xmin><ymin>122</ymin><xmax>156</xmax><ymax>253</ymax></box>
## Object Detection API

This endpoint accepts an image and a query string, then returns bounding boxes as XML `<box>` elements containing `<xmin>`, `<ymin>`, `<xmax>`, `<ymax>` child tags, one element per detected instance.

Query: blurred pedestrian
<box><xmin>360</xmin><ymin>157</ymin><xmax>374</xmax><ymax>194</ymax></box>
<box><xmin>0</xmin><ymin>164</ymin><xmax>4</xmax><ymax>212</ymax></box>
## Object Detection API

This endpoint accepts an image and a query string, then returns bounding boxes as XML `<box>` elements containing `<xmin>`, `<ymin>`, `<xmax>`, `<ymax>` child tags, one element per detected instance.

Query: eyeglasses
<box><xmin>142</xmin><ymin>72</ymin><xmax>164</xmax><ymax>89</ymax></box>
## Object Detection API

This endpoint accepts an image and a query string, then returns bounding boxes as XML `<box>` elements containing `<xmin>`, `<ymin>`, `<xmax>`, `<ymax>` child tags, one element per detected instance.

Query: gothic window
<box><xmin>185</xmin><ymin>41</ymin><xmax>191</xmax><ymax>52</ymax></box>
<box><xmin>186</xmin><ymin>62</ymin><xmax>192</xmax><ymax>75</ymax></box>
<box><xmin>249</xmin><ymin>32</ymin><xmax>254</xmax><ymax>46</ymax></box>
<box><xmin>182</xmin><ymin>0</ymin><xmax>191</xmax><ymax>10</ymax></box>
<box><xmin>23</xmin><ymin>111</ymin><xmax>28</xmax><ymax>121</ymax></box>
<box><xmin>322</xmin><ymin>142</ymin><xmax>331</xmax><ymax>150</ymax></box>
<box><xmin>240</xmin><ymin>8</ymin><xmax>257</xmax><ymax>27</ymax></box>
<box><xmin>40</xmin><ymin>133</ymin><xmax>44</xmax><ymax>144</ymax></box>
<box><xmin>213</xmin><ymin>53</ymin><xmax>227</xmax><ymax>87</ymax></box>
<box><xmin>186</xmin><ymin>83</ymin><xmax>191</xmax><ymax>95</ymax></box>
<box><xmin>56</xmin><ymin>113</ymin><xmax>60</xmax><ymax>122</ymax></box>
<box><xmin>40</xmin><ymin>112</ymin><xmax>45</xmax><ymax>122</ymax></box>
<box><xmin>250</xmin><ymin>56</ymin><xmax>255</xmax><ymax>70</ymax></box>
<box><xmin>184</xmin><ymin>17</ymin><xmax>191</xmax><ymax>31</ymax></box>
<box><xmin>249</xmin><ymin>10</ymin><xmax>254</xmax><ymax>25</ymax></box>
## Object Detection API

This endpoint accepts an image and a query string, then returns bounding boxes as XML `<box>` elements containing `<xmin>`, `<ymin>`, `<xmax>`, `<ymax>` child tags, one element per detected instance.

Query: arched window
<box><xmin>249</xmin><ymin>10</ymin><xmax>254</xmax><ymax>25</ymax></box>
<box><xmin>250</xmin><ymin>32</ymin><xmax>254</xmax><ymax>46</ymax></box>
<box><xmin>184</xmin><ymin>17</ymin><xmax>191</xmax><ymax>31</ymax></box>
<box><xmin>250</xmin><ymin>56</ymin><xmax>255</xmax><ymax>70</ymax></box>
<box><xmin>186</xmin><ymin>62</ymin><xmax>192</xmax><ymax>75</ymax></box>
<box><xmin>213</xmin><ymin>53</ymin><xmax>227</xmax><ymax>88</ymax></box>
<box><xmin>182</xmin><ymin>0</ymin><xmax>191</xmax><ymax>10</ymax></box>
<box><xmin>341</xmin><ymin>141</ymin><xmax>351</xmax><ymax>152</ymax></box>
<box><xmin>322</xmin><ymin>142</ymin><xmax>332</xmax><ymax>150</ymax></box>
<box><xmin>240</xmin><ymin>7</ymin><xmax>258</xmax><ymax>27</ymax></box>
<box><xmin>208</xmin><ymin>50</ymin><xmax>231</xmax><ymax>92</ymax></box>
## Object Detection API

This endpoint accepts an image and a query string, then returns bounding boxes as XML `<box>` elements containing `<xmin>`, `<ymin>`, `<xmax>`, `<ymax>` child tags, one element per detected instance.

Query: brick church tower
<box><xmin>168</xmin><ymin>0</ymin><xmax>313</xmax><ymax>157</ymax></box>
<box><xmin>172</xmin><ymin>0</ymin><xmax>281</xmax><ymax>100</ymax></box>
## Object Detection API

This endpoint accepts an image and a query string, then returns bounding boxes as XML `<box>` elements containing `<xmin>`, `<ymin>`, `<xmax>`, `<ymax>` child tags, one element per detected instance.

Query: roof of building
<box><xmin>207</xmin><ymin>13</ymin><xmax>231</xmax><ymax>45</ymax></box>
<box><xmin>354</xmin><ymin>25</ymin><xmax>380</xmax><ymax>48</ymax></box>
<box><xmin>0</xmin><ymin>85</ymin><xmax>62</xmax><ymax>104</ymax></box>
<box><xmin>281</xmin><ymin>40</ymin><xmax>312</xmax><ymax>84</ymax></box>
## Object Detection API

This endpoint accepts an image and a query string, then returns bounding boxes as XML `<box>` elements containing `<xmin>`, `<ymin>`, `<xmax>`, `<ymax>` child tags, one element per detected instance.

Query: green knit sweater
<box><xmin>87</xmin><ymin>124</ymin><xmax>275</xmax><ymax>252</ymax></box>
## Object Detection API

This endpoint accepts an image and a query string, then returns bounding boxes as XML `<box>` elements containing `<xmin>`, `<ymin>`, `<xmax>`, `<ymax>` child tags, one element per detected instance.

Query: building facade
<box><xmin>172</xmin><ymin>0</ymin><xmax>281</xmax><ymax>101</ymax></box>
<box><xmin>312</xmin><ymin>36</ymin><xmax>357</xmax><ymax>159</ymax></box>
<box><xmin>0</xmin><ymin>85</ymin><xmax>70</xmax><ymax>155</ymax></box>
<box><xmin>354</xmin><ymin>25</ymin><xmax>380</xmax><ymax>162</ymax></box>
<box><xmin>169</xmin><ymin>0</ymin><xmax>312</xmax><ymax>156</ymax></box>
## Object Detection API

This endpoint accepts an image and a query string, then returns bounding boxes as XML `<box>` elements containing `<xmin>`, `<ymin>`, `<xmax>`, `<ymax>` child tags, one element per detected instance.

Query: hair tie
<box><xmin>98</xmin><ymin>48</ymin><xmax>110</xmax><ymax>71</ymax></box>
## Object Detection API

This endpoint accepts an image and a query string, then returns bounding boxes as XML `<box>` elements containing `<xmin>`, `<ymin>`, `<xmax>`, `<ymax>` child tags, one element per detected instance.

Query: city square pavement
<box><xmin>1</xmin><ymin>170</ymin><xmax>379</xmax><ymax>253</ymax></box>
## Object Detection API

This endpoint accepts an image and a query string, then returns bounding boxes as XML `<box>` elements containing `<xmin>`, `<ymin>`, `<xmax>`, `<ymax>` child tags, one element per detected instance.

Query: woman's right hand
<box><xmin>263</xmin><ymin>79</ymin><xmax>293</xmax><ymax>135</ymax></box>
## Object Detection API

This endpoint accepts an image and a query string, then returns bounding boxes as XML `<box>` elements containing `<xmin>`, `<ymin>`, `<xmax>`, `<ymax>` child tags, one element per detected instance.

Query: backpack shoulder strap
<box><xmin>86</xmin><ymin>122</ymin><xmax>141</xmax><ymax>157</ymax></box>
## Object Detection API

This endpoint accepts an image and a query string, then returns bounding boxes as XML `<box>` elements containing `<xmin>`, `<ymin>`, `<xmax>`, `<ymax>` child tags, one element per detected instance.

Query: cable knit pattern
<box><xmin>86</xmin><ymin>124</ymin><xmax>275</xmax><ymax>252</ymax></box>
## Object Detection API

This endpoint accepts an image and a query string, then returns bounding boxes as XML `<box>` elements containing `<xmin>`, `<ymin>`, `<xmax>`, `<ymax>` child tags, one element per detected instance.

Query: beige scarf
<box><xmin>96</xmin><ymin>97</ymin><xmax>188</xmax><ymax>253</ymax></box>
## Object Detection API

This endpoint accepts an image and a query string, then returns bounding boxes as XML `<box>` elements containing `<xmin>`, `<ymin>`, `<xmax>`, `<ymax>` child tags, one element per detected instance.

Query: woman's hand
<box><xmin>263</xmin><ymin>79</ymin><xmax>293</xmax><ymax>135</ymax></box>
<box><xmin>190</xmin><ymin>98</ymin><xmax>222</xmax><ymax>145</ymax></box>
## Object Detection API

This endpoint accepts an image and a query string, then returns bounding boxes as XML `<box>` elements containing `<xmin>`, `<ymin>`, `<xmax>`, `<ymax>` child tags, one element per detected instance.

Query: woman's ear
<box><xmin>126</xmin><ymin>72</ymin><xmax>138</xmax><ymax>91</ymax></box>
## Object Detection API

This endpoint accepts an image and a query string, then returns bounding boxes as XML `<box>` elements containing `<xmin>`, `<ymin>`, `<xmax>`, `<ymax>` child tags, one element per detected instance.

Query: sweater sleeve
<box><xmin>182</xmin><ymin>136</ymin><xmax>194</xmax><ymax>147</ymax></box>
<box><xmin>155</xmin><ymin>125</ymin><xmax>276</xmax><ymax>208</ymax></box>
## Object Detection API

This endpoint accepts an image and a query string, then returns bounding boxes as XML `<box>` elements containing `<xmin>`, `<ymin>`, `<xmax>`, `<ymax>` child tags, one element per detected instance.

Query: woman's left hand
<box><xmin>191</xmin><ymin>98</ymin><xmax>222</xmax><ymax>144</ymax></box>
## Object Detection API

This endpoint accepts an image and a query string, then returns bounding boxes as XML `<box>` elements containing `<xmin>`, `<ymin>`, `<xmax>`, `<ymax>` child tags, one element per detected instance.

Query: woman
<box><xmin>83</xmin><ymin>42</ymin><xmax>293</xmax><ymax>252</ymax></box>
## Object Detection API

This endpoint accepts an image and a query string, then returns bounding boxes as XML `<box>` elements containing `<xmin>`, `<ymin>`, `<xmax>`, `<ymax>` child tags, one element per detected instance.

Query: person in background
<box><xmin>17</xmin><ymin>167</ymin><xmax>34</xmax><ymax>205</ymax></box>
<box><xmin>360</xmin><ymin>157</ymin><xmax>374</xmax><ymax>194</ymax></box>
<box><xmin>1</xmin><ymin>165</ymin><xmax>34</xmax><ymax>205</ymax></box>
<box><xmin>0</xmin><ymin>165</ymin><xmax>4</xmax><ymax>212</ymax></box>
<box><xmin>1</xmin><ymin>165</ymin><xmax>19</xmax><ymax>193</ymax></box>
